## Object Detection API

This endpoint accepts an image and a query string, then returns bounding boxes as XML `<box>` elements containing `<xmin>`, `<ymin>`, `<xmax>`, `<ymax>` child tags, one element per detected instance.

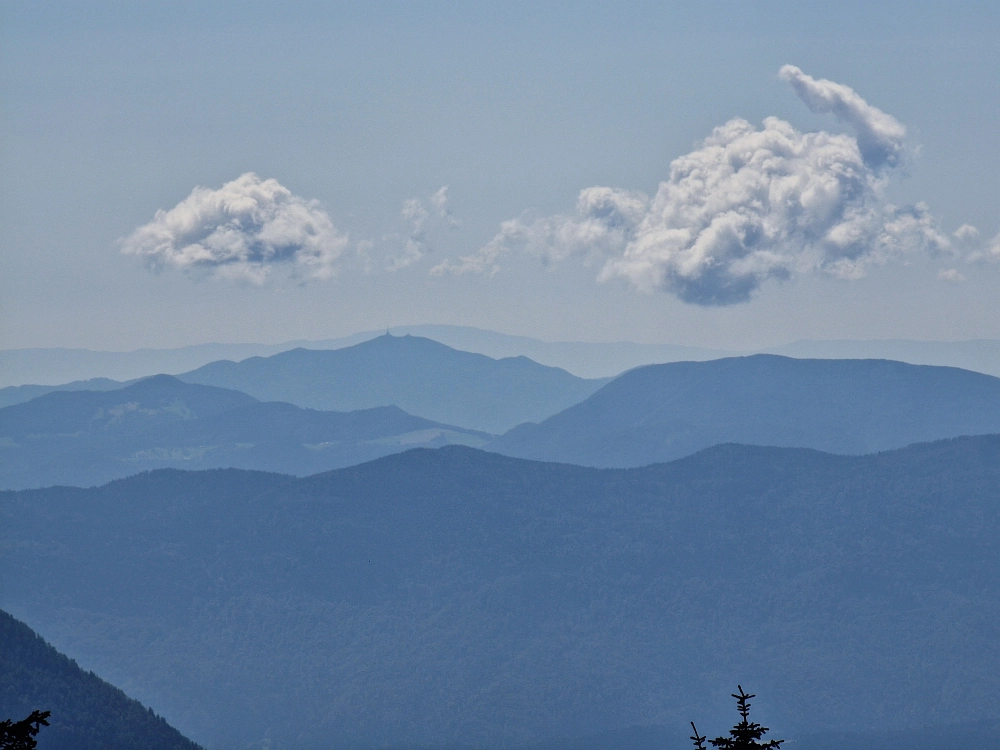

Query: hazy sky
<box><xmin>2</xmin><ymin>1</ymin><xmax>998</xmax><ymax>351</ymax></box>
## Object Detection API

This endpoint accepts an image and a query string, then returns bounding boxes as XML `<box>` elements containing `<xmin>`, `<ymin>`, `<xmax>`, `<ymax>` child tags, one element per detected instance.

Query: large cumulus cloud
<box><xmin>434</xmin><ymin>66</ymin><xmax>954</xmax><ymax>305</ymax></box>
<box><xmin>121</xmin><ymin>173</ymin><xmax>348</xmax><ymax>283</ymax></box>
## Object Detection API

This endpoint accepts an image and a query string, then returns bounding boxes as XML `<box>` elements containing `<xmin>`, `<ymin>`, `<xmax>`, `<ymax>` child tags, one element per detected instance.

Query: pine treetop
<box><xmin>691</xmin><ymin>686</ymin><xmax>783</xmax><ymax>750</ymax></box>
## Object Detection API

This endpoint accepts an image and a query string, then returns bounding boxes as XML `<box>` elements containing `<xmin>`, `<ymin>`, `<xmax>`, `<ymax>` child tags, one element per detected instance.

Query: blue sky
<box><xmin>2</xmin><ymin>1</ymin><xmax>998</xmax><ymax>350</ymax></box>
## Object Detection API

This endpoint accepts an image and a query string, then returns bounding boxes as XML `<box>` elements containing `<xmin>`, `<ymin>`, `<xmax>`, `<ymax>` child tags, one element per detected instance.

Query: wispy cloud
<box><xmin>434</xmin><ymin>66</ymin><xmax>973</xmax><ymax>306</ymax></box>
<box><xmin>937</xmin><ymin>268</ymin><xmax>966</xmax><ymax>283</ymax></box>
<box><xmin>121</xmin><ymin>173</ymin><xmax>349</xmax><ymax>284</ymax></box>
<box><xmin>958</xmin><ymin>223</ymin><xmax>1000</xmax><ymax>264</ymax></box>
<box><xmin>386</xmin><ymin>186</ymin><xmax>459</xmax><ymax>271</ymax></box>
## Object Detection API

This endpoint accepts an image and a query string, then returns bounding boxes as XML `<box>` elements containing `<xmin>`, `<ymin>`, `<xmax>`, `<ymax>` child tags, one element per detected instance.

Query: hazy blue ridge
<box><xmin>0</xmin><ymin>340</ymin><xmax>368</xmax><ymax>388</ymax></box>
<box><xmin>488</xmin><ymin>354</ymin><xmax>1000</xmax><ymax>467</ymax></box>
<box><xmin>0</xmin><ymin>378</ymin><xmax>125</xmax><ymax>409</ymax></box>
<box><xmin>0</xmin><ymin>374</ymin><xmax>490</xmax><ymax>490</ymax></box>
<box><xmin>0</xmin><ymin>608</ymin><xmax>202</xmax><ymax>750</ymax></box>
<box><xmin>11</xmin><ymin>328</ymin><xmax>1000</xmax><ymax>387</ymax></box>
<box><xmin>0</xmin><ymin>325</ymin><xmax>730</xmax><ymax>387</ymax></box>
<box><xmin>398</xmin><ymin>327</ymin><xmax>1000</xmax><ymax>379</ymax></box>
<box><xmin>380</xmin><ymin>325</ymin><xmax>734</xmax><ymax>378</ymax></box>
<box><xmin>177</xmin><ymin>333</ymin><xmax>609</xmax><ymax>434</ymax></box>
<box><xmin>3</xmin><ymin>438</ymin><xmax>998</xmax><ymax>749</ymax></box>
<box><xmin>764</xmin><ymin>338</ymin><xmax>1000</xmax><ymax>379</ymax></box>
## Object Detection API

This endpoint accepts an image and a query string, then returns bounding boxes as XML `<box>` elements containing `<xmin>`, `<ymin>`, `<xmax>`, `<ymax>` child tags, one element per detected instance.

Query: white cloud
<box><xmin>121</xmin><ymin>173</ymin><xmax>348</xmax><ymax>283</ymax></box>
<box><xmin>953</xmin><ymin>224</ymin><xmax>981</xmax><ymax>244</ymax></box>
<box><xmin>387</xmin><ymin>186</ymin><xmax>459</xmax><ymax>271</ymax></box>
<box><xmin>962</xmin><ymin>226</ymin><xmax>1000</xmax><ymax>263</ymax></box>
<box><xmin>433</xmin><ymin>187</ymin><xmax>648</xmax><ymax>277</ymax></box>
<box><xmin>437</xmin><ymin>66</ymin><xmax>960</xmax><ymax>306</ymax></box>
<box><xmin>777</xmin><ymin>65</ymin><xmax>906</xmax><ymax>168</ymax></box>
<box><xmin>937</xmin><ymin>268</ymin><xmax>966</xmax><ymax>283</ymax></box>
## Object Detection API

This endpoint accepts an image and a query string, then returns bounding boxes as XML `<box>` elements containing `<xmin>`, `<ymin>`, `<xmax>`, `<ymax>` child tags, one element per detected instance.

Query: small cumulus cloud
<box><xmin>953</xmin><ymin>224</ymin><xmax>981</xmax><ymax>245</ymax></box>
<box><xmin>937</xmin><ymin>268</ymin><xmax>966</xmax><ymax>283</ymax></box>
<box><xmin>960</xmin><ymin>224</ymin><xmax>1000</xmax><ymax>264</ymax></box>
<box><xmin>121</xmin><ymin>173</ymin><xmax>348</xmax><ymax>284</ymax></box>
<box><xmin>436</xmin><ymin>66</ymin><xmax>973</xmax><ymax>306</ymax></box>
<box><xmin>387</xmin><ymin>186</ymin><xmax>459</xmax><ymax>271</ymax></box>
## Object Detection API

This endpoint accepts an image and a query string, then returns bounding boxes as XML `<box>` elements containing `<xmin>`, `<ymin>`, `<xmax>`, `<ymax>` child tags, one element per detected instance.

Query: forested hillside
<box><xmin>0</xmin><ymin>609</ymin><xmax>201</xmax><ymax>750</ymax></box>
<box><xmin>0</xmin><ymin>374</ymin><xmax>487</xmax><ymax>489</ymax></box>
<box><xmin>491</xmin><ymin>355</ymin><xmax>1000</xmax><ymax>466</ymax></box>
<box><xmin>2</xmin><ymin>439</ymin><xmax>998</xmax><ymax>749</ymax></box>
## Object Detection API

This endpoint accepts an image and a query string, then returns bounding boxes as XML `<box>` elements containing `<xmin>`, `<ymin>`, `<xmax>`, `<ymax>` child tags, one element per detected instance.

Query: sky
<box><xmin>2</xmin><ymin>0</ymin><xmax>999</xmax><ymax>351</ymax></box>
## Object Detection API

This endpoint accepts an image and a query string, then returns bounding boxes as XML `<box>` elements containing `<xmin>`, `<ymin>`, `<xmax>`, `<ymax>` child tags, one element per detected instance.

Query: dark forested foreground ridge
<box><xmin>490</xmin><ymin>354</ymin><xmax>1000</xmax><ymax>466</ymax></box>
<box><xmin>2</xmin><ymin>439</ymin><xmax>999</xmax><ymax>749</ymax></box>
<box><xmin>0</xmin><ymin>374</ymin><xmax>488</xmax><ymax>490</ymax></box>
<box><xmin>0</xmin><ymin>610</ymin><xmax>201</xmax><ymax>750</ymax></box>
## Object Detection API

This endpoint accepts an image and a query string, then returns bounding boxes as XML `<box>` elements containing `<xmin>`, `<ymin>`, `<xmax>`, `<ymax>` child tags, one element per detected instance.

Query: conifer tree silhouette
<box><xmin>0</xmin><ymin>710</ymin><xmax>50</xmax><ymax>750</ymax></box>
<box><xmin>690</xmin><ymin>686</ymin><xmax>783</xmax><ymax>750</ymax></box>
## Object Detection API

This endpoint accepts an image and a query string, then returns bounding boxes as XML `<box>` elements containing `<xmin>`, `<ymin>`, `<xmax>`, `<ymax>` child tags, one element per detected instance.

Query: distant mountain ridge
<box><xmin>489</xmin><ymin>354</ymin><xmax>1000</xmax><ymax>467</ymax></box>
<box><xmin>0</xmin><ymin>378</ymin><xmax>124</xmax><ymax>410</ymax></box>
<box><xmin>3</xmin><ymin>438</ymin><xmax>998</xmax><ymax>749</ymax></box>
<box><xmin>763</xmin><ymin>337</ymin><xmax>1000</xmax><ymax>377</ymax></box>
<box><xmin>10</xmin><ymin>324</ymin><xmax>1000</xmax><ymax>386</ymax></box>
<box><xmin>0</xmin><ymin>340</ymin><xmax>370</xmax><ymax>388</ymax></box>
<box><xmin>0</xmin><ymin>608</ymin><xmax>201</xmax><ymax>750</ymax></box>
<box><xmin>0</xmin><ymin>374</ymin><xmax>487</xmax><ymax>489</ymax></box>
<box><xmin>178</xmin><ymin>333</ymin><xmax>609</xmax><ymax>433</ymax></box>
<box><xmin>11</xmin><ymin>348</ymin><xmax>1000</xmax><ymax>487</ymax></box>
<box><xmin>0</xmin><ymin>326</ymin><xmax>724</xmax><ymax>386</ymax></box>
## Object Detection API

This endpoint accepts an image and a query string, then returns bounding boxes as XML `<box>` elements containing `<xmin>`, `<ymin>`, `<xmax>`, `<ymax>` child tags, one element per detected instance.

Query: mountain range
<box><xmin>0</xmin><ymin>374</ymin><xmax>487</xmax><ymax>490</ymax></box>
<box><xmin>10</xmin><ymin>351</ymin><xmax>1000</xmax><ymax>488</ymax></box>
<box><xmin>3</xmin><ymin>439</ymin><xmax>998</xmax><ymax>749</ymax></box>
<box><xmin>176</xmin><ymin>333</ymin><xmax>608</xmax><ymax>434</ymax></box>
<box><xmin>0</xmin><ymin>608</ymin><xmax>201</xmax><ymax>750</ymax></box>
<box><xmin>491</xmin><ymin>354</ymin><xmax>1000</xmax><ymax>466</ymax></box>
<box><xmin>0</xmin><ymin>378</ymin><xmax>124</xmax><ymax>410</ymax></box>
<box><xmin>0</xmin><ymin>327</ymin><xmax>704</xmax><ymax>386</ymax></box>
<box><xmin>9</xmin><ymin>324</ymin><xmax>1000</xmax><ymax>386</ymax></box>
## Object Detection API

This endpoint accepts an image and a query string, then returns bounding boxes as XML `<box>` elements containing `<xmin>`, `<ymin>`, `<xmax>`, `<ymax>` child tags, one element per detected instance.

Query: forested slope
<box><xmin>0</xmin><ymin>609</ymin><xmax>201</xmax><ymax>750</ymax></box>
<box><xmin>0</xmin><ymin>374</ymin><xmax>487</xmax><ymax>489</ymax></box>
<box><xmin>2</xmin><ymin>440</ymin><xmax>998</xmax><ymax>749</ymax></box>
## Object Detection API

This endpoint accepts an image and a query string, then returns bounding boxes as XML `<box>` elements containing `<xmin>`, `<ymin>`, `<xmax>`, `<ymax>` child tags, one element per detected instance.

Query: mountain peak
<box><xmin>180</xmin><ymin>336</ymin><xmax>604</xmax><ymax>433</ymax></box>
<box><xmin>490</xmin><ymin>354</ymin><xmax>1000</xmax><ymax>467</ymax></box>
